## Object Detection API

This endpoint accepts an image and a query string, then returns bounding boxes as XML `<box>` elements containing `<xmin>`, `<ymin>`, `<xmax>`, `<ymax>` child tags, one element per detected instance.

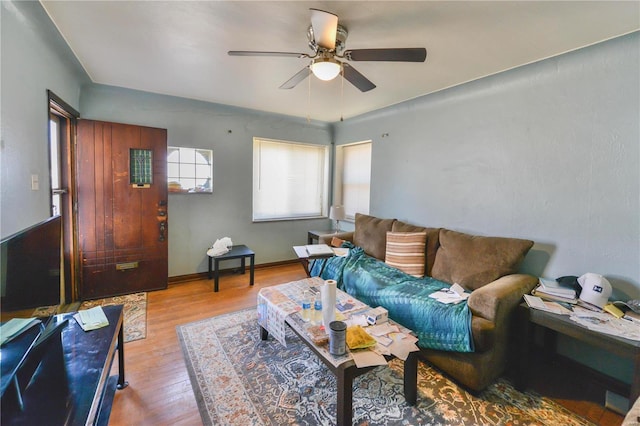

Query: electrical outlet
<box><xmin>31</xmin><ymin>174</ymin><xmax>39</xmax><ymax>191</ymax></box>
<box><xmin>605</xmin><ymin>390</ymin><xmax>629</xmax><ymax>415</ymax></box>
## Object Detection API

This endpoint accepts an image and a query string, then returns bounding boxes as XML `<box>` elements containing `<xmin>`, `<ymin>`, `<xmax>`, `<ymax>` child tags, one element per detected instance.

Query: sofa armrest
<box><xmin>467</xmin><ymin>274</ymin><xmax>538</xmax><ymax>323</ymax></box>
<box><xmin>318</xmin><ymin>231</ymin><xmax>354</xmax><ymax>245</ymax></box>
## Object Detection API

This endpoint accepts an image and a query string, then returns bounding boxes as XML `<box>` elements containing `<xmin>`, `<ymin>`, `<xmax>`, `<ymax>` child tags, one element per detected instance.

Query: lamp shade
<box><xmin>329</xmin><ymin>205</ymin><xmax>346</xmax><ymax>221</ymax></box>
<box><xmin>311</xmin><ymin>58</ymin><xmax>341</xmax><ymax>81</ymax></box>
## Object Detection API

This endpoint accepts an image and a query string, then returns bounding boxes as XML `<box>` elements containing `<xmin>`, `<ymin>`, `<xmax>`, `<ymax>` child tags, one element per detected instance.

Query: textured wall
<box><xmin>80</xmin><ymin>85</ymin><xmax>332</xmax><ymax>276</ymax></box>
<box><xmin>1</xmin><ymin>1</ymin><xmax>89</xmax><ymax>237</ymax></box>
<box><xmin>335</xmin><ymin>32</ymin><xmax>639</xmax><ymax>299</ymax></box>
<box><xmin>333</xmin><ymin>32</ymin><xmax>639</xmax><ymax>382</ymax></box>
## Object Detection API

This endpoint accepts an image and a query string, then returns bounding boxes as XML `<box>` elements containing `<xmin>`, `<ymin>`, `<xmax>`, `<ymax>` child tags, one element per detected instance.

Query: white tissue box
<box><xmin>364</xmin><ymin>306</ymin><xmax>388</xmax><ymax>325</ymax></box>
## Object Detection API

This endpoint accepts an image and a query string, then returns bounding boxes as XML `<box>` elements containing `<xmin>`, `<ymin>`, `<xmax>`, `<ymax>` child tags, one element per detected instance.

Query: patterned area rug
<box><xmin>79</xmin><ymin>293</ymin><xmax>147</xmax><ymax>343</ymax></box>
<box><xmin>177</xmin><ymin>308</ymin><xmax>594</xmax><ymax>426</ymax></box>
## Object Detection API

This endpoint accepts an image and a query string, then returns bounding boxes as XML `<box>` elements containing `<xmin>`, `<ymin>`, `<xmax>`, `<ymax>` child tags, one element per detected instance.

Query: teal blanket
<box><xmin>311</xmin><ymin>245</ymin><xmax>473</xmax><ymax>352</ymax></box>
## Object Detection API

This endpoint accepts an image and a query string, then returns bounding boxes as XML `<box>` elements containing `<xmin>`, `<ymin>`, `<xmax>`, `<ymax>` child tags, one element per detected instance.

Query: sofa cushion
<box><xmin>385</xmin><ymin>232</ymin><xmax>427</xmax><ymax>277</ymax></box>
<box><xmin>353</xmin><ymin>213</ymin><xmax>395</xmax><ymax>260</ymax></box>
<box><xmin>392</xmin><ymin>221</ymin><xmax>441</xmax><ymax>276</ymax></box>
<box><xmin>431</xmin><ymin>229</ymin><xmax>534</xmax><ymax>291</ymax></box>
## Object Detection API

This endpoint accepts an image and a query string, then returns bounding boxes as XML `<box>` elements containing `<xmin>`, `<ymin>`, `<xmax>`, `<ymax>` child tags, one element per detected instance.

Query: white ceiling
<box><xmin>41</xmin><ymin>1</ymin><xmax>639</xmax><ymax>123</ymax></box>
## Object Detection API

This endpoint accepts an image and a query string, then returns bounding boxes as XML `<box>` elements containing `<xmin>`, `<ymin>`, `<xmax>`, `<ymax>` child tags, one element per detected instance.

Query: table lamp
<box><xmin>329</xmin><ymin>205</ymin><xmax>346</xmax><ymax>233</ymax></box>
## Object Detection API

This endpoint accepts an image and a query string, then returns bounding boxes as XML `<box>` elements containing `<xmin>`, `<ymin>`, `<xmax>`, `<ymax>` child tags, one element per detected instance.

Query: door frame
<box><xmin>47</xmin><ymin>90</ymin><xmax>80</xmax><ymax>303</ymax></box>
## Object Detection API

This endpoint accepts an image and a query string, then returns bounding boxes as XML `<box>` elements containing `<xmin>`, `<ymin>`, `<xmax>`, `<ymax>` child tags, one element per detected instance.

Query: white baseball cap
<box><xmin>577</xmin><ymin>273</ymin><xmax>612</xmax><ymax>309</ymax></box>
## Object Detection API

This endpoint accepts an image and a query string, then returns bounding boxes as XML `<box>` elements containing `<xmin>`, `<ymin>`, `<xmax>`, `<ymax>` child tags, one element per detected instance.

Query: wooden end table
<box><xmin>516</xmin><ymin>303</ymin><xmax>640</xmax><ymax>402</ymax></box>
<box><xmin>307</xmin><ymin>230</ymin><xmax>337</xmax><ymax>245</ymax></box>
<box><xmin>208</xmin><ymin>245</ymin><xmax>255</xmax><ymax>292</ymax></box>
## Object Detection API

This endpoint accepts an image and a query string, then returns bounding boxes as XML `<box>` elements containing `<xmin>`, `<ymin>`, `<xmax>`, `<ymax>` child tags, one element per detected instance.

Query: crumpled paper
<box><xmin>206</xmin><ymin>237</ymin><xmax>233</xmax><ymax>257</ymax></box>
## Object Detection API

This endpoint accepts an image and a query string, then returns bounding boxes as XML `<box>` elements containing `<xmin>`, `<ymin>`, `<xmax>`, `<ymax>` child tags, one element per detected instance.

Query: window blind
<box><xmin>253</xmin><ymin>138</ymin><xmax>329</xmax><ymax>221</ymax></box>
<box><xmin>341</xmin><ymin>142</ymin><xmax>371</xmax><ymax>218</ymax></box>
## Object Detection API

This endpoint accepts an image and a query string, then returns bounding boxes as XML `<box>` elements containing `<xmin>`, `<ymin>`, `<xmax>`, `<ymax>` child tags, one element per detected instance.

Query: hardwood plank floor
<box><xmin>2</xmin><ymin>262</ymin><xmax>625</xmax><ymax>425</ymax></box>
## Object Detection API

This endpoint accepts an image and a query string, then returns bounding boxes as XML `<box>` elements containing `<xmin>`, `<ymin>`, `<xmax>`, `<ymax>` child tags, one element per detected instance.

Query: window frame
<box><xmin>333</xmin><ymin>140</ymin><xmax>372</xmax><ymax>221</ymax></box>
<box><xmin>252</xmin><ymin>137</ymin><xmax>330</xmax><ymax>222</ymax></box>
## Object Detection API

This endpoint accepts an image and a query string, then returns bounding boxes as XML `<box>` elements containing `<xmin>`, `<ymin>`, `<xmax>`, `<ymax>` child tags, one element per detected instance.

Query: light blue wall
<box><xmin>1</xmin><ymin>1</ymin><xmax>90</xmax><ymax>237</ymax></box>
<box><xmin>80</xmin><ymin>85</ymin><xmax>332</xmax><ymax>276</ymax></box>
<box><xmin>334</xmin><ymin>32</ymin><xmax>640</xmax><ymax>383</ymax></box>
<box><xmin>2</xmin><ymin>0</ymin><xmax>637</xmax><ymax>384</ymax></box>
<box><xmin>336</xmin><ymin>32</ymin><xmax>639</xmax><ymax>299</ymax></box>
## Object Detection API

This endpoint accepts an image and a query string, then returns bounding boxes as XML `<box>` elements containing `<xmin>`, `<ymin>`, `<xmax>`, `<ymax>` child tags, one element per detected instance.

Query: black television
<box><xmin>1</xmin><ymin>216</ymin><xmax>62</xmax><ymax>311</ymax></box>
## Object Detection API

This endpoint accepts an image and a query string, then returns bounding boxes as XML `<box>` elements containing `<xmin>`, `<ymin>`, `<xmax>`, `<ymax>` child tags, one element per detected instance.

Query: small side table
<box><xmin>308</xmin><ymin>230</ymin><xmax>337</xmax><ymax>245</ymax></box>
<box><xmin>292</xmin><ymin>246</ymin><xmax>334</xmax><ymax>277</ymax></box>
<box><xmin>208</xmin><ymin>245</ymin><xmax>255</xmax><ymax>292</ymax></box>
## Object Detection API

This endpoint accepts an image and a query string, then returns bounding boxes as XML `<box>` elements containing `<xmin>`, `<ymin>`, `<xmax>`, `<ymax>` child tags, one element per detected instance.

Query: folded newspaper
<box><xmin>74</xmin><ymin>306</ymin><xmax>109</xmax><ymax>331</ymax></box>
<box><xmin>429</xmin><ymin>283</ymin><xmax>469</xmax><ymax>304</ymax></box>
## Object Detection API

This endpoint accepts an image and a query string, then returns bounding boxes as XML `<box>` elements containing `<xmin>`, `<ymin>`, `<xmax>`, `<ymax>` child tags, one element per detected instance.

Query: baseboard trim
<box><xmin>168</xmin><ymin>259</ymin><xmax>299</xmax><ymax>284</ymax></box>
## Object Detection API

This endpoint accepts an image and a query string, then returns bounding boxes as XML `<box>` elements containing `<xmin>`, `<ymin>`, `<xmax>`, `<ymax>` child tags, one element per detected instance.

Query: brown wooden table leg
<box><xmin>214</xmin><ymin>258</ymin><xmax>220</xmax><ymax>292</ymax></box>
<box><xmin>404</xmin><ymin>351</ymin><xmax>418</xmax><ymax>405</ymax></box>
<box><xmin>260</xmin><ymin>326</ymin><xmax>269</xmax><ymax>341</ymax></box>
<box><xmin>336</xmin><ymin>365</ymin><xmax>357</xmax><ymax>426</ymax></box>
<box><xmin>117</xmin><ymin>320</ymin><xmax>128</xmax><ymax>389</ymax></box>
<box><xmin>632</xmin><ymin>352</ymin><xmax>640</xmax><ymax>402</ymax></box>
<box><xmin>249</xmin><ymin>254</ymin><xmax>255</xmax><ymax>286</ymax></box>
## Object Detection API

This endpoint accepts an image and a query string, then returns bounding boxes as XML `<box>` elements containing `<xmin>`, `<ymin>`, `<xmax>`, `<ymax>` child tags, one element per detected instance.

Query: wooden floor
<box><xmin>4</xmin><ymin>262</ymin><xmax>625</xmax><ymax>425</ymax></box>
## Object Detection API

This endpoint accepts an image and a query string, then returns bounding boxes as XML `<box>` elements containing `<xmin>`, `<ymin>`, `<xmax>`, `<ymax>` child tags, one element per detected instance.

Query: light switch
<box><xmin>31</xmin><ymin>174</ymin><xmax>39</xmax><ymax>191</ymax></box>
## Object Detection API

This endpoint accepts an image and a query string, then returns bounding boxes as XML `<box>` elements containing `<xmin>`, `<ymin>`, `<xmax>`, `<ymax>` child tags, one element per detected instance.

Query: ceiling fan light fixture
<box><xmin>310</xmin><ymin>57</ymin><xmax>341</xmax><ymax>81</ymax></box>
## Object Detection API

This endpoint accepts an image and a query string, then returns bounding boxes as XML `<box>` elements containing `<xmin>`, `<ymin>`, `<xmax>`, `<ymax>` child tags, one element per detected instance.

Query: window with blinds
<box><xmin>253</xmin><ymin>138</ymin><xmax>329</xmax><ymax>221</ymax></box>
<box><xmin>335</xmin><ymin>141</ymin><xmax>371</xmax><ymax>219</ymax></box>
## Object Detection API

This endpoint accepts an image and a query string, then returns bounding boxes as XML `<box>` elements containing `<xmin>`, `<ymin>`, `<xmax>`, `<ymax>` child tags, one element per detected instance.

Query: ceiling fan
<box><xmin>228</xmin><ymin>8</ymin><xmax>427</xmax><ymax>93</ymax></box>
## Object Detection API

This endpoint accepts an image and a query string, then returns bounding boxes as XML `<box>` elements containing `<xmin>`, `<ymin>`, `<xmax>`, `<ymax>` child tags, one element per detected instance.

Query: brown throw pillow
<box><xmin>431</xmin><ymin>229</ymin><xmax>534</xmax><ymax>290</ymax></box>
<box><xmin>385</xmin><ymin>232</ymin><xmax>427</xmax><ymax>278</ymax></box>
<box><xmin>353</xmin><ymin>213</ymin><xmax>395</xmax><ymax>260</ymax></box>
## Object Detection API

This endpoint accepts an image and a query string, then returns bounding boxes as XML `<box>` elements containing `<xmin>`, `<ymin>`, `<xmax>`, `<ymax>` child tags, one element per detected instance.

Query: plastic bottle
<box><xmin>301</xmin><ymin>290</ymin><xmax>311</xmax><ymax>322</ymax></box>
<box><xmin>313</xmin><ymin>295</ymin><xmax>323</xmax><ymax>325</ymax></box>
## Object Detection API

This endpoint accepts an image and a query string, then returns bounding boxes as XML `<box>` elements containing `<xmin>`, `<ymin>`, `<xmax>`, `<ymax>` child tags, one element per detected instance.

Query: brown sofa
<box><xmin>321</xmin><ymin>213</ymin><xmax>538</xmax><ymax>392</ymax></box>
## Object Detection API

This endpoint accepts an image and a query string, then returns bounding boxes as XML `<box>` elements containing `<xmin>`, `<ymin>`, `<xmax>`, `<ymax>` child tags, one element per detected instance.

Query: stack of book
<box><xmin>531</xmin><ymin>277</ymin><xmax>578</xmax><ymax>304</ymax></box>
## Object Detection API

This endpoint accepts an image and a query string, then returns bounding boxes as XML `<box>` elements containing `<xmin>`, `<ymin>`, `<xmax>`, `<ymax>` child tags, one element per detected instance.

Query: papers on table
<box><xmin>74</xmin><ymin>306</ymin><xmax>109</xmax><ymax>331</ymax></box>
<box><xmin>570</xmin><ymin>310</ymin><xmax>640</xmax><ymax>341</ymax></box>
<box><xmin>350</xmin><ymin>326</ymin><xmax>420</xmax><ymax>368</ymax></box>
<box><xmin>538</xmin><ymin>277</ymin><xmax>577</xmax><ymax>298</ymax></box>
<box><xmin>524</xmin><ymin>295</ymin><xmax>573</xmax><ymax>315</ymax></box>
<box><xmin>0</xmin><ymin>318</ymin><xmax>41</xmax><ymax>346</ymax></box>
<box><xmin>305</xmin><ymin>244</ymin><xmax>334</xmax><ymax>256</ymax></box>
<box><xmin>429</xmin><ymin>283</ymin><xmax>469</xmax><ymax>304</ymax></box>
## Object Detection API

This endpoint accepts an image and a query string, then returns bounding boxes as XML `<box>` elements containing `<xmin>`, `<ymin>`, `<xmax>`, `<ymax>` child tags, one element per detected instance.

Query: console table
<box><xmin>1</xmin><ymin>305</ymin><xmax>127</xmax><ymax>425</ymax></box>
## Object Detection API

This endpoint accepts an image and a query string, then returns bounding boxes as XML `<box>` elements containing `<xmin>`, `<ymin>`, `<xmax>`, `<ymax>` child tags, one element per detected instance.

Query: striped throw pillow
<box><xmin>385</xmin><ymin>231</ymin><xmax>427</xmax><ymax>278</ymax></box>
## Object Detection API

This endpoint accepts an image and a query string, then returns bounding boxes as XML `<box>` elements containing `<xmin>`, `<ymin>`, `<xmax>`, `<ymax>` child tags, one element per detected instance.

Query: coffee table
<box><xmin>257</xmin><ymin>278</ymin><xmax>418</xmax><ymax>426</ymax></box>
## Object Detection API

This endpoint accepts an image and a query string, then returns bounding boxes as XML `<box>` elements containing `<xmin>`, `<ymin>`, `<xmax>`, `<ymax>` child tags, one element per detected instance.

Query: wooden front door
<box><xmin>77</xmin><ymin>119</ymin><xmax>168</xmax><ymax>299</ymax></box>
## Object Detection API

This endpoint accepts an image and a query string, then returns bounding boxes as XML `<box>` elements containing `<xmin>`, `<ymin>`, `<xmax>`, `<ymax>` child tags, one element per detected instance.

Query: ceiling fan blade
<box><xmin>344</xmin><ymin>48</ymin><xmax>427</xmax><ymax>62</ymax></box>
<box><xmin>342</xmin><ymin>63</ymin><xmax>376</xmax><ymax>92</ymax></box>
<box><xmin>279</xmin><ymin>67</ymin><xmax>310</xmax><ymax>90</ymax></box>
<box><xmin>310</xmin><ymin>8</ymin><xmax>338</xmax><ymax>50</ymax></box>
<box><xmin>228</xmin><ymin>51</ymin><xmax>309</xmax><ymax>59</ymax></box>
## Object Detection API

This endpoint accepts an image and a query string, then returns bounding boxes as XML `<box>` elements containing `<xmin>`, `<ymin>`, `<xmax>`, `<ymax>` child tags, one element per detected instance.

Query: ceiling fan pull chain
<box><xmin>307</xmin><ymin>67</ymin><xmax>312</xmax><ymax>123</ymax></box>
<box><xmin>340</xmin><ymin>66</ymin><xmax>344</xmax><ymax>122</ymax></box>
